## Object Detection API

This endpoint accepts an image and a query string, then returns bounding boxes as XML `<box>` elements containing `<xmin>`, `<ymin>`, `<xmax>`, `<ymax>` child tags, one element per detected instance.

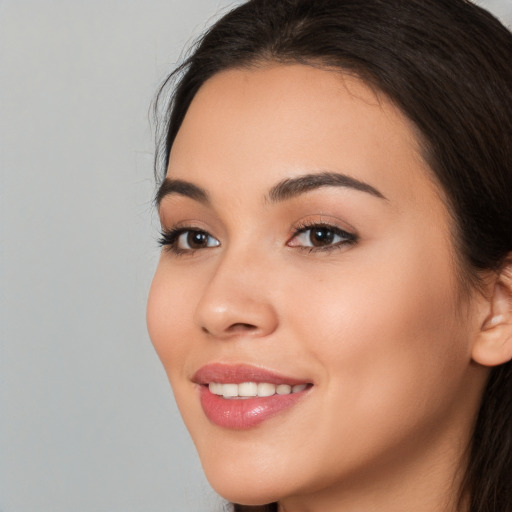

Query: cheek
<box><xmin>146</xmin><ymin>264</ymin><xmax>195</xmax><ymax>378</ymax></box>
<box><xmin>286</xmin><ymin>236</ymin><xmax>469</xmax><ymax>430</ymax></box>
<box><xmin>259</xmin><ymin>243</ymin><xmax>472</xmax><ymax>490</ymax></box>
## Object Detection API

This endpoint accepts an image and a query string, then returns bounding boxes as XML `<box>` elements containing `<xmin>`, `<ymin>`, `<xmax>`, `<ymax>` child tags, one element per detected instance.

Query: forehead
<box><xmin>168</xmin><ymin>64</ymin><xmax>440</xmax><ymax>211</ymax></box>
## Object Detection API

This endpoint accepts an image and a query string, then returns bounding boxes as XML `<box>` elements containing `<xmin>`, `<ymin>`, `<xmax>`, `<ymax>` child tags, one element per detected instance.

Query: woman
<box><xmin>147</xmin><ymin>1</ymin><xmax>512</xmax><ymax>511</ymax></box>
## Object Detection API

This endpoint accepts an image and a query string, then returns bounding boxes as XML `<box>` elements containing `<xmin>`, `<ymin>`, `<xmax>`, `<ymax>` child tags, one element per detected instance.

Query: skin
<box><xmin>147</xmin><ymin>65</ymin><xmax>492</xmax><ymax>512</ymax></box>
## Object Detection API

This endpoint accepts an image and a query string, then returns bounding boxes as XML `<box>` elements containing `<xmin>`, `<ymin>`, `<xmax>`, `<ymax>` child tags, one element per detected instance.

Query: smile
<box><xmin>194</xmin><ymin>364</ymin><xmax>312</xmax><ymax>429</ymax></box>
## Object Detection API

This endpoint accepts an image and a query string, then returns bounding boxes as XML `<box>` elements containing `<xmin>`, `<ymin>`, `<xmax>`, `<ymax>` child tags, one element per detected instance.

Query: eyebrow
<box><xmin>156</xmin><ymin>171</ymin><xmax>386</xmax><ymax>207</ymax></box>
<box><xmin>267</xmin><ymin>171</ymin><xmax>386</xmax><ymax>202</ymax></box>
<box><xmin>155</xmin><ymin>178</ymin><xmax>209</xmax><ymax>206</ymax></box>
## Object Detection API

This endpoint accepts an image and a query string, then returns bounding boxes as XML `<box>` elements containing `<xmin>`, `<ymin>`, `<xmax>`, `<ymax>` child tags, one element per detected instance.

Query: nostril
<box><xmin>201</xmin><ymin>323</ymin><xmax>257</xmax><ymax>336</ymax></box>
<box><xmin>228</xmin><ymin>323</ymin><xmax>258</xmax><ymax>332</ymax></box>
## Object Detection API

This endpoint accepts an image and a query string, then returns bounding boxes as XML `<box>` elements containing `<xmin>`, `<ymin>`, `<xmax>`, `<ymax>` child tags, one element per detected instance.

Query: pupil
<box><xmin>311</xmin><ymin>228</ymin><xmax>334</xmax><ymax>246</ymax></box>
<box><xmin>188</xmin><ymin>231</ymin><xmax>207</xmax><ymax>248</ymax></box>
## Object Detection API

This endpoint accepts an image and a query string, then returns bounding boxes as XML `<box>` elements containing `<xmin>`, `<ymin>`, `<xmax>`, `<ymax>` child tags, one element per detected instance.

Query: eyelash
<box><xmin>158</xmin><ymin>222</ymin><xmax>358</xmax><ymax>255</ymax></box>
<box><xmin>289</xmin><ymin>221</ymin><xmax>358</xmax><ymax>253</ymax></box>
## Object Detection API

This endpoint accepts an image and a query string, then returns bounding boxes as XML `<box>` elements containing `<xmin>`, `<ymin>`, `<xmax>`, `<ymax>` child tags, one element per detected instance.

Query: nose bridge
<box><xmin>193</xmin><ymin>241</ymin><xmax>278</xmax><ymax>339</ymax></box>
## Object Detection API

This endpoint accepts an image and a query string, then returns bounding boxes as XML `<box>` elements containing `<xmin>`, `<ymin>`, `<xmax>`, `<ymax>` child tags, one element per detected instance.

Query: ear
<box><xmin>472</xmin><ymin>259</ymin><xmax>512</xmax><ymax>367</ymax></box>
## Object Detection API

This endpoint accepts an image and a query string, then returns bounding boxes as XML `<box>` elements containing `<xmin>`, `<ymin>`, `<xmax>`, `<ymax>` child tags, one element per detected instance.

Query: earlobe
<box><xmin>472</xmin><ymin>263</ymin><xmax>512</xmax><ymax>367</ymax></box>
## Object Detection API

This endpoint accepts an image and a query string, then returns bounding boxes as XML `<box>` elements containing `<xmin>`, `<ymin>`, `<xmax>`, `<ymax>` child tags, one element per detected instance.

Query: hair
<box><xmin>154</xmin><ymin>1</ymin><xmax>512</xmax><ymax>511</ymax></box>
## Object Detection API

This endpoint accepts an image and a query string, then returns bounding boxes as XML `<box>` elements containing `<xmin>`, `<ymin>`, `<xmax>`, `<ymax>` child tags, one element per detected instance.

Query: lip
<box><xmin>193</xmin><ymin>363</ymin><xmax>312</xmax><ymax>429</ymax></box>
<box><xmin>193</xmin><ymin>363</ymin><xmax>309</xmax><ymax>386</ymax></box>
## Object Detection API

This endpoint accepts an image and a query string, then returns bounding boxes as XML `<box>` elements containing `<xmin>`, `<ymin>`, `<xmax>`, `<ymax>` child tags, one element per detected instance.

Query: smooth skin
<box><xmin>147</xmin><ymin>65</ymin><xmax>511</xmax><ymax>512</ymax></box>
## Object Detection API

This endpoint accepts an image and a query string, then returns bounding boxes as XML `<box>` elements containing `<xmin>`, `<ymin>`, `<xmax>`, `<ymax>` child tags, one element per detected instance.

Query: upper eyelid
<box><xmin>294</xmin><ymin>223</ymin><xmax>351</xmax><ymax>233</ymax></box>
<box><xmin>160</xmin><ymin>225</ymin><xmax>217</xmax><ymax>239</ymax></box>
<box><xmin>159</xmin><ymin>218</ymin><xmax>215</xmax><ymax>234</ymax></box>
<box><xmin>290</xmin><ymin>224</ymin><xmax>357</xmax><ymax>241</ymax></box>
<box><xmin>161</xmin><ymin>220</ymin><xmax>356</xmax><ymax>235</ymax></box>
<box><xmin>291</xmin><ymin>217</ymin><xmax>358</xmax><ymax>236</ymax></box>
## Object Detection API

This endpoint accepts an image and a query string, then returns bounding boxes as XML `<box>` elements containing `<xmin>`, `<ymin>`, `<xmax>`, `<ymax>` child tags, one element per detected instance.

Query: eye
<box><xmin>288</xmin><ymin>224</ymin><xmax>357</xmax><ymax>251</ymax></box>
<box><xmin>159</xmin><ymin>228</ymin><xmax>220</xmax><ymax>254</ymax></box>
<box><xmin>177</xmin><ymin>230</ymin><xmax>220</xmax><ymax>250</ymax></box>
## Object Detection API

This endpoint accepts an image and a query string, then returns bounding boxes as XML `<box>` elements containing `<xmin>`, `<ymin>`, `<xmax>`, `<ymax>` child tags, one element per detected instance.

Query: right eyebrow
<box><xmin>155</xmin><ymin>178</ymin><xmax>209</xmax><ymax>206</ymax></box>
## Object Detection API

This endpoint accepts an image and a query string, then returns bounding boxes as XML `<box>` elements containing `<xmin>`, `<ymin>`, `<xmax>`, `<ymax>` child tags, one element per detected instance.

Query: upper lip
<box><xmin>193</xmin><ymin>363</ymin><xmax>311</xmax><ymax>386</ymax></box>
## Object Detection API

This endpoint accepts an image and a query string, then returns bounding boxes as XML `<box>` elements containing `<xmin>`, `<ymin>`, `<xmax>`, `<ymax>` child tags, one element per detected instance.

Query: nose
<box><xmin>193</xmin><ymin>251</ymin><xmax>279</xmax><ymax>340</ymax></box>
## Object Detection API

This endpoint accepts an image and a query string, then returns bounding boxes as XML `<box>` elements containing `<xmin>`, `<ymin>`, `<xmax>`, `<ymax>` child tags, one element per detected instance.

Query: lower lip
<box><xmin>199</xmin><ymin>385</ymin><xmax>309</xmax><ymax>429</ymax></box>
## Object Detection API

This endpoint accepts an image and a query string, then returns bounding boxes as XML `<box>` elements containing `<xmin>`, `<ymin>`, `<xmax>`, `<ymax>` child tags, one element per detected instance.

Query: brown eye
<box><xmin>309</xmin><ymin>227</ymin><xmax>336</xmax><ymax>246</ymax></box>
<box><xmin>177</xmin><ymin>230</ymin><xmax>220</xmax><ymax>250</ymax></box>
<box><xmin>158</xmin><ymin>228</ymin><xmax>220</xmax><ymax>254</ymax></box>
<box><xmin>186</xmin><ymin>231</ymin><xmax>209</xmax><ymax>249</ymax></box>
<box><xmin>169</xmin><ymin>229</ymin><xmax>220</xmax><ymax>252</ymax></box>
<box><xmin>288</xmin><ymin>224</ymin><xmax>357</xmax><ymax>251</ymax></box>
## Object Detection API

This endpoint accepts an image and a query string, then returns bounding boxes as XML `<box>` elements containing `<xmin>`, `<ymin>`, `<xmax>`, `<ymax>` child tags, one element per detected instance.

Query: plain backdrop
<box><xmin>1</xmin><ymin>1</ymin><xmax>511</xmax><ymax>511</ymax></box>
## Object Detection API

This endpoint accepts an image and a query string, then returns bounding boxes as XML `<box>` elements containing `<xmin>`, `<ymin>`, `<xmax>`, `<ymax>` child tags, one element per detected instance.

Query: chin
<box><xmin>199</xmin><ymin>452</ymin><xmax>289</xmax><ymax>506</ymax></box>
<box><xmin>208</xmin><ymin>479</ymin><xmax>280</xmax><ymax>507</ymax></box>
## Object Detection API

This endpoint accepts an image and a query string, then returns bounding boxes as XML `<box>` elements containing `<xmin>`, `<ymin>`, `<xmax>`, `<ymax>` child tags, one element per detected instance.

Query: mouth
<box><xmin>193</xmin><ymin>363</ymin><xmax>313</xmax><ymax>429</ymax></box>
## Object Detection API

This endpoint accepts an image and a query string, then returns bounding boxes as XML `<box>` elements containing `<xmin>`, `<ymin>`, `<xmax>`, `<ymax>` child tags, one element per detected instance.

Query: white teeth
<box><xmin>276</xmin><ymin>384</ymin><xmax>292</xmax><ymax>395</ymax></box>
<box><xmin>222</xmin><ymin>383</ymin><xmax>238</xmax><ymax>398</ymax></box>
<box><xmin>238</xmin><ymin>381</ymin><xmax>258</xmax><ymax>397</ymax></box>
<box><xmin>257</xmin><ymin>382</ymin><xmax>276</xmax><ymax>397</ymax></box>
<box><xmin>209</xmin><ymin>382</ymin><xmax>223</xmax><ymax>395</ymax></box>
<box><xmin>208</xmin><ymin>381</ymin><xmax>308</xmax><ymax>398</ymax></box>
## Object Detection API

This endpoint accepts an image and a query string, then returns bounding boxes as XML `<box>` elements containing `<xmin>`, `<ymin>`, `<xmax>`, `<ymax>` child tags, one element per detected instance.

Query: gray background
<box><xmin>1</xmin><ymin>1</ymin><xmax>511</xmax><ymax>511</ymax></box>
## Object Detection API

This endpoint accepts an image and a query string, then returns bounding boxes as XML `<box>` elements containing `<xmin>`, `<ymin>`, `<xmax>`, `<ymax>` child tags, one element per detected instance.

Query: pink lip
<box><xmin>193</xmin><ymin>363</ymin><xmax>308</xmax><ymax>386</ymax></box>
<box><xmin>193</xmin><ymin>363</ymin><xmax>312</xmax><ymax>430</ymax></box>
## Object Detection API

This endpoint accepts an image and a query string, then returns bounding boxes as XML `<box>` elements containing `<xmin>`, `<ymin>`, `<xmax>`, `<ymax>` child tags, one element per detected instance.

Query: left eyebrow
<box><xmin>267</xmin><ymin>171</ymin><xmax>387</xmax><ymax>203</ymax></box>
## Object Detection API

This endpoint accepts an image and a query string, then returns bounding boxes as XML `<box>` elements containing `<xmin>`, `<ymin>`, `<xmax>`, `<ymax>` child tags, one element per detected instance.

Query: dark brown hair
<box><xmin>154</xmin><ymin>1</ymin><xmax>512</xmax><ymax>511</ymax></box>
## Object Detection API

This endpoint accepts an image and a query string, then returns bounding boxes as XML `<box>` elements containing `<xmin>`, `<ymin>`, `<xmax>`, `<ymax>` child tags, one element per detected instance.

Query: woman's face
<box><xmin>147</xmin><ymin>65</ymin><xmax>487</xmax><ymax>509</ymax></box>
